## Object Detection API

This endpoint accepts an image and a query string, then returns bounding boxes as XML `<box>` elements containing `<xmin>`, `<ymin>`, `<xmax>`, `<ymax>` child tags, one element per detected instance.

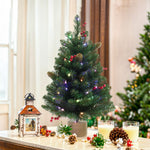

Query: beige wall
<box><xmin>110</xmin><ymin>0</ymin><xmax>150</xmax><ymax>105</ymax></box>
<box><xmin>0</xmin><ymin>104</ymin><xmax>9</xmax><ymax>130</ymax></box>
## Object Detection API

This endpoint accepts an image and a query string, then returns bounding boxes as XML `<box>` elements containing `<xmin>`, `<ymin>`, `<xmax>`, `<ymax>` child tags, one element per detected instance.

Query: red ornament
<box><xmin>70</xmin><ymin>55</ymin><xmax>74</xmax><ymax>59</ymax></box>
<box><xmin>84</xmin><ymin>34</ymin><xmax>87</xmax><ymax>37</ymax></box>
<box><xmin>103</xmin><ymin>84</ymin><xmax>106</xmax><ymax>87</ymax></box>
<box><xmin>98</xmin><ymin>86</ymin><xmax>103</xmax><ymax>89</ymax></box>
<box><xmin>50</xmin><ymin>120</ymin><xmax>53</xmax><ymax>122</ymax></box>
<box><xmin>73</xmin><ymin>55</ymin><xmax>76</xmax><ymax>58</ymax></box>
<box><xmin>87</xmin><ymin>136</ymin><xmax>91</xmax><ymax>141</ymax></box>
<box><xmin>127</xmin><ymin>139</ymin><xmax>133</xmax><ymax>147</ymax></box>
<box><xmin>51</xmin><ymin>117</ymin><xmax>53</xmax><ymax>120</ymax></box>
<box><xmin>70</xmin><ymin>58</ymin><xmax>73</xmax><ymax>62</ymax></box>
<box><xmin>93</xmin><ymin>86</ymin><xmax>98</xmax><ymax>90</ymax></box>
<box><xmin>93</xmin><ymin>134</ymin><xmax>97</xmax><ymax>137</ymax></box>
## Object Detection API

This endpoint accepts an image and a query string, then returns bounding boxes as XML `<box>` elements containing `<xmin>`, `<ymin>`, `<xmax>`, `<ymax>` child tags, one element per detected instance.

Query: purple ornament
<box><xmin>80</xmin><ymin>62</ymin><xmax>83</xmax><ymax>66</ymax></box>
<box><xmin>75</xmin><ymin>16</ymin><xmax>80</xmax><ymax>21</ymax></box>
<box><xmin>64</xmin><ymin>80</ymin><xmax>67</xmax><ymax>84</ymax></box>
<box><xmin>57</xmin><ymin>106</ymin><xmax>61</xmax><ymax>110</ymax></box>
<box><xmin>65</xmin><ymin>88</ymin><xmax>68</xmax><ymax>91</ymax></box>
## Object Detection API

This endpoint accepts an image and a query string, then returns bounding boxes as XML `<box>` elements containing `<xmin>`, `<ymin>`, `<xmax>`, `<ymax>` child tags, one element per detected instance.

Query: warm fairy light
<box><xmin>68</xmin><ymin>73</ymin><xmax>71</xmax><ymax>77</ymax></box>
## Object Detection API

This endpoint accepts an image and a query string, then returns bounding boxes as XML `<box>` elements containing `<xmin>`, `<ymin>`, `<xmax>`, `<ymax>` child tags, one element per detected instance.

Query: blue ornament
<box><xmin>83</xmin><ymin>42</ymin><xmax>87</xmax><ymax>47</ymax></box>
<box><xmin>81</xmin><ymin>37</ymin><xmax>85</xmax><ymax>40</ymax></box>
<box><xmin>75</xmin><ymin>16</ymin><xmax>80</xmax><ymax>21</ymax></box>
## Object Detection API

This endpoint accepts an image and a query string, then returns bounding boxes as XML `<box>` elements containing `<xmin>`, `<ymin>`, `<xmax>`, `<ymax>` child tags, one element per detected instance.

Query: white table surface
<box><xmin>0</xmin><ymin>127</ymin><xmax>150</xmax><ymax>150</ymax></box>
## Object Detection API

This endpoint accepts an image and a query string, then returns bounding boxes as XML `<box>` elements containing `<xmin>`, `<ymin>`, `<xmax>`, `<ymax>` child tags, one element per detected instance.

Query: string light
<box><xmin>68</xmin><ymin>73</ymin><xmax>71</xmax><ymax>77</ymax></box>
<box><xmin>85</xmin><ymin>91</ymin><xmax>89</xmax><ymax>94</ymax></box>
<box><xmin>76</xmin><ymin>99</ymin><xmax>80</xmax><ymax>103</ymax></box>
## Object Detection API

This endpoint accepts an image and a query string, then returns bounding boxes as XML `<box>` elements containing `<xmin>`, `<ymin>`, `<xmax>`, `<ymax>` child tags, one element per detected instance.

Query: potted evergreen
<box><xmin>42</xmin><ymin>15</ymin><xmax>114</xmax><ymax>137</ymax></box>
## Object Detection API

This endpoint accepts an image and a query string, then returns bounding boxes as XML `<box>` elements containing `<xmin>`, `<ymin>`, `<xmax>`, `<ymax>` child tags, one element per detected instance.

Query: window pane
<box><xmin>0</xmin><ymin>48</ymin><xmax>8</xmax><ymax>100</ymax></box>
<box><xmin>0</xmin><ymin>0</ymin><xmax>11</xmax><ymax>44</ymax></box>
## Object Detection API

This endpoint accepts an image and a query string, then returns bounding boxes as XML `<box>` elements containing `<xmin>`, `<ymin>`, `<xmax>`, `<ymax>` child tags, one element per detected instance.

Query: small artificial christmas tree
<box><xmin>42</xmin><ymin>15</ymin><xmax>114</xmax><ymax>122</ymax></box>
<box><xmin>117</xmin><ymin>12</ymin><xmax>150</xmax><ymax>137</ymax></box>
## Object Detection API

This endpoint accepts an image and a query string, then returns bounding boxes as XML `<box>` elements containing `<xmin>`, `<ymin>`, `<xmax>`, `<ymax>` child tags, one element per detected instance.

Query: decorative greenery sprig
<box><xmin>90</xmin><ymin>133</ymin><xmax>105</xmax><ymax>149</ymax></box>
<box><xmin>57</xmin><ymin>123</ymin><xmax>72</xmax><ymax>135</ymax></box>
<box><xmin>14</xmin><ymin>119</ymin><xmax>19</xmax><ymax>129</ymax></box>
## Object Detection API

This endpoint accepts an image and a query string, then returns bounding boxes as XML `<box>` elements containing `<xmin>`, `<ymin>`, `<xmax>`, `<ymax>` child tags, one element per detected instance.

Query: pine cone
<box><xmin>68</xmin><ymin>135</ymin><xmax>77</xmax><ymax>144</ymax></box>
<box><xmin>50</xmin><ymin>131</ymin><xmax>56</xmax><ymax>136</ymax></box>
<box><xmin>10</xmin><ymin>125</ymin><xmax>16</xmax><ymax>130</ymax></box>
<box><xmin>109</xmin><ymin>127</ymin><xmax>129</xmax><ymax>145</ymax></box>
<box><xmin>75</xmin><ymin>53</ymin><xmax>83</xmax><ymax>62</ymax></box>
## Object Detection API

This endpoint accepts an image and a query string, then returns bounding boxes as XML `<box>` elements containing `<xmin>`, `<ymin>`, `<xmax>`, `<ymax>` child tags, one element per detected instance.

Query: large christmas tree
<box><xmin>117</xmin><ymin>12</ymin><xmax>150</xmax><ymax>137</ymax></box>
<box><xmin>42</xmin><ymin>15</ymin><xmax>114</xmax><ymax>122</ymax></box>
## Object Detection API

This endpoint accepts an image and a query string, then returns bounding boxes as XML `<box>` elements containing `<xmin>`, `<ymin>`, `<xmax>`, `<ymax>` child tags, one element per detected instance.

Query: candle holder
<box><xmin>123</xmin><ymin>121</ymin><xmax>139</xmax><ymax>142</ymax></box>
<box><xmin>98</xmin><ymin>120</ymin><xmax>114</xmax><ymax>140</ymax></box>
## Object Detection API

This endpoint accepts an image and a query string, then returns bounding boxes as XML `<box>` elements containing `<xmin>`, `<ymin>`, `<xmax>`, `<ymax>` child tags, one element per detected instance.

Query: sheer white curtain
<box><xmin>10</xmin><ymin>0</ymin><xmax>27</xmax><ymax>126</ymax></box>
<box><xmin>25</xmin><ymin>0</ymin><xmax>81</xmax><ymax>125</ymax></box>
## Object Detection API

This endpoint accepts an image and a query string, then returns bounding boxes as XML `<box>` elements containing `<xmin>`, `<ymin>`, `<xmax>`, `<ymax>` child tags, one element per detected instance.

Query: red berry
<box><xmin>70</xmin><ymin>58</ymin><xmax>73</xmax><ymax>62</ymax></box>
<box><xmin>51</xmin><ymin>117</ymin><xmax>53</xmax><ymax>119</ymax></box>
<box><xmin>103</xmin><ymin>84</ymin><xmax>106</xmax><ymax>87</ymax></box>
<box><xmin>50</xmin><ymin>120</ymin><xmax>53</xmax><ymax>122</ymax></box>
<box><xmin>87</xmin><ymin>136</ymin><xmax>91</xmax><ymax>141</ymax></box>
<box><xmin>98</xmin><ymin>86</ymin><xmax>103</xmax><ymax>89</ymax></box>
<box><xmin>84</xmin><ymin>22</ymin><xmax>87</xmax><ymax>25</ymax></box>
<box><xmin>70</xmin><ymin>55</ymin><xmax>74</xmax><ymax>59</ymax></box>
<box><xmin>127</xmin><ymin>139</ymin><xmax>133</xmax><ymax>147</ymax></box>
<box><xmin>83</xmin><ymin>31</ymin><xmax>85</xmax><ymax>33</ymax></box>
<box><xmin>93</xmin><ymin>134</ymin><xmax>97</xmax><ymax>137</ymax></box>
<box><xmin>84</xmin><ymin>34</ymin><xmax>87</xmax><ymax>37</ymax></box>
<box><xmin>73</xmin><ymin>55</ymin><xmax>76</xmax><ymax>58</ymax></box>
